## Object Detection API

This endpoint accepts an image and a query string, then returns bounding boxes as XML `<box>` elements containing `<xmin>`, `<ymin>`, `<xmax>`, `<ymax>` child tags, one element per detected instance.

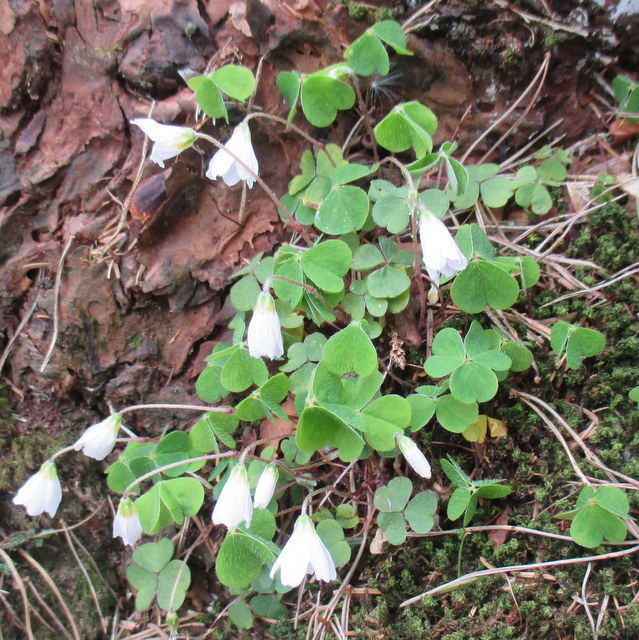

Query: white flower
<box><xmin>130</xmin><ymin>118</ymin><xmax>196</xmax><ymax>168</ymax></box>
<box><xmin>212</xmin><ymin>464</ymin><xmax>253</xmax><ymax>530</ymax></box>
<box><xmin>206</xmin><ymin>122</ymin><xmax>259</xmax><ymax>188</ymax></box>
<box><xmin>254</xmin><ymin>465</ymin><xmax>279</xmax><ymax>509</ymax></box>
<box><xmin>73</xmin><ymin>414</ymin><xmax>122</xmax><ymax>460</ymax></box>
<box><xmin>397</xmin><ymin>434</ymin><xmax>432</xmax><ymax>479</ymax></box>
<box><xmin>13</xmin><ymin>461</ymin><xmax>62</xmax><ymax>517</ymax></box>
<box><xmin>247</xmin><ymin>292</ymin><xmax>284</xmax><ymax>360</ymax></box>
<box><xmin>113</xmin><ymin>498</ymin><xmax>143</xmax><ymax>546</ymax></box>
<box><xmin>418</xmin><ymin>211</ymin><xmax>467</xmax><ymax>285</ymax></box>
<box><xmin>270</xmin><ymin>515</ymin><xmax>337</xmax><ymax>588</ymax></box>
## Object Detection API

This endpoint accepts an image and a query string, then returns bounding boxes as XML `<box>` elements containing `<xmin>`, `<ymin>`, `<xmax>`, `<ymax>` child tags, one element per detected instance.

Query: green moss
<box><xmin>373</xmin><ymin>7</ymin><xmax>401</xmax><ymax>22</ymax></box>
<box><xmin>348</xmin><ymin>1</ymin><xmax>369</xmax><ymax>21</ymax></box>
<box><xmin>128</xmin><ymin>333</ymin><xmax>142</xmax><ymax>347</ymax></box>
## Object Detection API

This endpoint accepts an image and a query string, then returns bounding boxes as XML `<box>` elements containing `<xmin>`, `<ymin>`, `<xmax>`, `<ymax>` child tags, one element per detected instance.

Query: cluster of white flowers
<box><xmin>130</xmin><ymin>119</ymin><xmax>259</xmax><ymax>188</ymax></box>
<box><xmin>11</xmin><ymin>110</ymin><xmax>449</xmax><ymax>596</ymax></box>
<box><xmin>212</xmin><ymin>463</ymin><xmax>279</xmax><ymax>530</ymax></box>
<box><xmin>211</xmin><ymin>463</ymin><xmax>334</xmax><ymax>588</ymax></box>
<box><xmin>13</xmin><ymin>414</ymin><xmax>125</xmax><ymax>519</ymax></box>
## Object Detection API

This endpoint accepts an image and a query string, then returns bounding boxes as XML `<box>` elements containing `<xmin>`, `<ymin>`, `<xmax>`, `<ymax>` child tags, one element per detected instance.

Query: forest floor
<box><xmin>1</xmin><ymin>0</ymin><xmax>639</xmax><ymax>638</ymax></box>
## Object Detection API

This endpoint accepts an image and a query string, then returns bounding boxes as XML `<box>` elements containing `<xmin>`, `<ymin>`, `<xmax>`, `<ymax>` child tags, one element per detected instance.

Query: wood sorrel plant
<box><xmin>12</xmin><ymin>19</ymin><xmax>620</xmax><ymax>632</ymax></box>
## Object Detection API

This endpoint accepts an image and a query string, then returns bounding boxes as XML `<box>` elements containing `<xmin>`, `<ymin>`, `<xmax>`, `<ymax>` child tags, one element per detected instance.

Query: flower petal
<box><xmin>212</xmin><ymin>465</ymin><xmax>253</xmax><ymax>529</ymax></box>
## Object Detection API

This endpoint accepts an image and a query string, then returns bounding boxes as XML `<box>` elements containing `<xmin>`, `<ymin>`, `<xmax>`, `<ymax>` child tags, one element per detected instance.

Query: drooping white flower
<box><xmin>113</xmin><ymin>497</ymin><xmax>143</xmax><ymax>546</ymax></box>
<box><xmin>397</xmin><ymin>434</ymin><xmax>432</xmax><ymax>479</ymax></box>
<box><xmin>73</xmin><ymin>414</ymin><xmax>122</xmax><ymax>460</ymax></box>
<box><xmin>206</xmin><ymin>122</ymin><xmax>259</xmax><ymax>188</ymax></box>
<box><xmin>130</xmin><ymin>118</ymin><xmax>196</xmax><ymax>168</ymax></box>
<box><xmin>270</xmin><ymin>515</ymin><xmax>337</xmax><ymax>588</ymax></box>
<box><xmin>13</xmin><ymin>461</ymin><xmax>62</xmax><ymax>517</ymax></box>
<box><xmin>418</xmin><ymin>210</ymin><xmax>467</xmax><ymax>285</ymax></box>
<box><xmin>253</xmin><ymin>465</ymin><xmax>279</xmax><ymax>509</ymax></box>
<box><xmin>247</xmin><ymin>292</ymin><xmax>284</xmax><ymax>360</ymax></box>
<box><xmin>212</xmin><ymin>463</ymin><xmax>253</xmax><ymax>530</ymax></box>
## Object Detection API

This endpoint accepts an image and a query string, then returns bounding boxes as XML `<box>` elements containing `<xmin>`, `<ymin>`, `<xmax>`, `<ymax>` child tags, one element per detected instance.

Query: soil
<box><xmin>1</xmin><ymin>1</ymin><xmax>639</xmax><ymax>638</ymax></box>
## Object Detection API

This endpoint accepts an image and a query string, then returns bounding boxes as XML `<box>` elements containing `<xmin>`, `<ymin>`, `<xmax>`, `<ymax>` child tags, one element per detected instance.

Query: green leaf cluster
<box><xmin>314</xmin><ymin>503</ymin><xmax>360</xmax><ymax>529</ymax></box>
<box><xmin>227</xmin><ymin>594</ymin><xmax>287</xmax><ymax>629</ymax></box>
<box><xmin>287</xmin><ymin>144</ymin><xmax>376</xmax><ymax>234</ymax></box>
<box><xmin>555</xmin><ymin>486</ymin><xmax>630</xmax><ymax>548</ymax></box>
<box><xmin>451</xmin><ymin>224</ymin><xmax>539</xmax><ymax>313</ymax></box>
<box><xmin>271</xmin><ymin>238</ymin><xmax>352</xmax><ymax>325</ymax></box>
<box><xmin>277</xmin><ymin>20</ymin><xmax>411</xmax><ymax>127</ymax></box>
<box><xmin>448</xmin><ymin>150</ymin><xmax>570</xmax><ymax>215</ymax></box>
<box><xmin>441</xmin><ymin>458</ymin><xmax>511</xmax><ymax>526</ymax></box>
<box><xmin>374</xmin><ymin>101</ymin><xmax>438</xmax><ymax>157</ymax></box>
<box><xmin>612</xmin><ymin>75</ymin><xmax>639</xmax><ymax>123</ymax></box>
<box><xmin>236</xmin><ymin>373</ymin><xmax>290</xmax><ymax>424</ymax></box>
<box><xmin>374</xmin><ymin>477</ymin><xmax>437</xmax><ymax>544</ymax></box>
<box><xmin>196</xmin><ymin>344</ymin><xmax>269</xmax><ymax>404</ymax></box>
<box><xmin>106</xmin><ymin>431</ymin><xmax>204</xmax><ymax>494</ymax></box>
<box><xmin>216</xmin><ymin>509</ymin><xmax>279</xmax><ymax>588</ymax></box>
<box><xmin>295</xmin><ymin>327</ymin><xmax>420</xmax><ymax>460</ymax></box>
<box><xmin>277</xmin><ymin>65</ymin><xmax>355</xmax><ymax>127</ymax></box>
<box><xmin>407</xmin><ymin>383</ymin><xmax>479</xmax><ymax>434</ymax></box>
<box><xmin>136</xmin><ymin>477</ymin><xmax>204</xmax><ymax>534</ymax></box>
<box><xmin>512</xmin><ymin>154</ymin><xmax>569</xmax><ymax>215</ymax></box>
<box><xmin>407</xmin><ymin>141</ymin><xmax>469</xmax><ymax>196</ymax></box>
<box><xmin>346</xmin><ymin>236</ymin><xmax>413</xmax><ymax>319</ymax></box>
<box><xmin>344</xmin><ymin>20</ymin><xmax>412</xmax><ymax>76</ymax></box>
<box><xmin>368</xmin><ymin>180</ymin><xmax>449</xmax><ymax>234</ymax></box>
<box><xmin>317</xmin><ymin>518</ymin><xmax>352</xmax><ymax>567</ymax></box>
<box><xmin>550</xmin><ymin>321</ymin><xmax>605</xmax><ymax>369</ymax></box>
<box><xmin>424</xmin><ymin>321</ymin><xmax>512</xmax><ymax>404</ymax></box>
<box><xmin>126</xmin><ymin>539</ymin><xmax>191</xmax><ymax>611</ymax></box>
<box><xmin>187</xmin><ymin>65</ymin><xmax>255</xmax><ymax>121</ymax></box>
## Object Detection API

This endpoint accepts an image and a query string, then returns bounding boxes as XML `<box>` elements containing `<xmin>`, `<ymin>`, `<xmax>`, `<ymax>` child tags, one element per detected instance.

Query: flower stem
<box><xmin>381</xmin><ymin>157</ymin><xmax>427</xmax><ymax>330</ymax></box>
<box><xmin>195</xmin><ymin>132</ymin><xmax>314</xmax><ymax>246</ymax></box>
<box><xmin>244</xmin><ymin>112</ymin><xmax>332</xmax><ymax>161</ymax></box>
<box><xmin>49</xmin><ymin>445</ymin><xmax>77</xmax><ymax>462</ymax></box>
<box><xmin>347</xmin><ymin>70</ymin><xmax>379</xmax><ymax>165</ymax></box>
<box><xmin>266</xmin><ymin>274</ymin><xmax>331</xmax><ymax>308</ymax></box>
<box><xmin>117</xmin><ymin>403</ymin><xmax>235</xmax><ymax>416</ymax></box>
<box><xmin>238</xmin><ymin>434</ymin><xmax>290</xmax><ymax>464</ymax></box>
<box><xmin>122</xmin><ymin>451</ymin><xmax>237</xmax><ymax>499</ymax></box>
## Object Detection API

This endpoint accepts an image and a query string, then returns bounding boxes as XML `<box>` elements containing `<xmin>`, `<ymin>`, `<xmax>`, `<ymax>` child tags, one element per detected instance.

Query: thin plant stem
<box><xmin>61</xmin><ymin>524</ymin><xmax>107</xmax><ymax>635</ymax></box>
<box><xmin>267</xmin><ymin>274</ymin><xmax>332</xmax><ymax>308</ymax></box>
<box><xmin>40</xmin><ymin>235</ymin><xmax>75</xmax><ymax>373</ymax></box>
<box><xmin>49</xmin><ymin>446</ymin><xmax>76</xmax><ymax>463</ymax></box>
<box><xmin>381</xmin><ymin>157</ymin><xmax>428</xmax><ymax>330</ymax></box>
<box><xmin>408</xmin><ymin>524</ymin><xmax>639</xmax><ymax>546</ymax></box>
<box><xmin>19</xmin><ymin>550</ymin><xmax>81</xmax><ymax>640</ymax></box>
<box><xmin>122</xmin><ymin>452</ymin><xmax>236</xmax><ymax>498</ymax></box>
<box><xmin>195</xmin><ymin>132</ymin><xmax>314</xmax><ymax>245</ymax></box>
<box><xmin>401</xmin><ymin>544</ymin><xmax>639</xmax><ymax>606</ymax></box>
<box><xmin>0</xmin><ymin>269</ymin><xmax>43</xmax><ymax>375</ymax></box>
<box><xmin>245</xmin><ymin>112</ymin><xmax>332</xmax><ymax>157</ymax></box>
<box><xmin>348</xmin><ymin>71</ymin><xmax>379</xmax><ymax>165</ymax></box>
<box><xmin>0</xmin><ymin>549</ymin><xmax>35</xmax><ymax>640</ymax></box>
<box><xmin>117</xmin><ymin>403</ymin><xmax>234</xmax><ymax>416</ymax></box>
